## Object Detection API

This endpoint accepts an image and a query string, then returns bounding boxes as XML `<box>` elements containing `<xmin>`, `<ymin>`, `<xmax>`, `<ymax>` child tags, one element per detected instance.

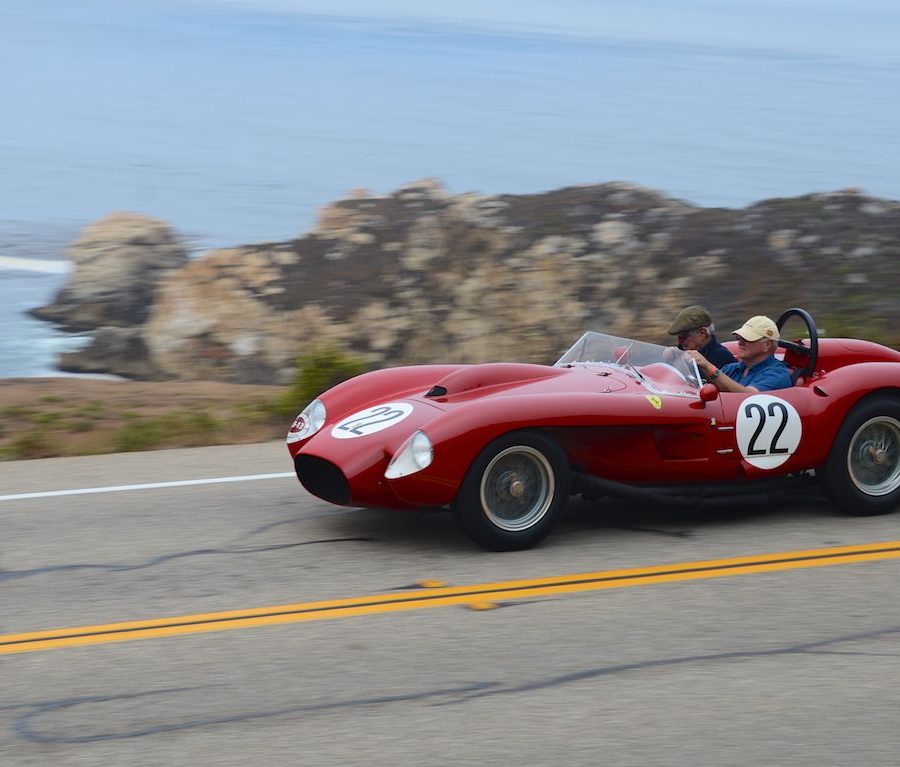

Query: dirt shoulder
<box><xmin>0</xmin><ymin>378</ymin><xmax>294</xmax><ymax>460</ymax></box>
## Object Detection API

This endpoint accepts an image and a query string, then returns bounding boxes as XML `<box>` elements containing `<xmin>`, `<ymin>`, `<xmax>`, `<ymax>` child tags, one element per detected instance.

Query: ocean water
<box><xmin>0</xmin><ymin>222</ymin><xmax>89</xmax><ymax>378</ymax></box>
<box><xmin>2</xmin><ymin>2</ymin><xmax>899</xmax><ymax>376</ymax></box>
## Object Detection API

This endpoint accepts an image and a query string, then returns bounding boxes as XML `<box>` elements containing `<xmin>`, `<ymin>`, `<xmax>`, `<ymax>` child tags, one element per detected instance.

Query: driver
<box><xmin>686</xmin><ymin>315</ymin><xmax>792</xmax><ymax>392</ymax></box>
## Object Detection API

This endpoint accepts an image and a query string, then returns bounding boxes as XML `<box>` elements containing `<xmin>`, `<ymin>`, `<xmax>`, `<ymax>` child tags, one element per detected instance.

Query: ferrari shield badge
<box><xmin>645</xmin><ymin>395</ymin><xmax>662</xmax><ymax>410</ymax></box>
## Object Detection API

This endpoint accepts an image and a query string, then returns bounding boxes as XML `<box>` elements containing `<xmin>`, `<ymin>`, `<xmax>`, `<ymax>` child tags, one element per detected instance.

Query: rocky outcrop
<box><xmin>40</xmin><ymin>181</ymin><xmax>900</xmax><ymax>382</ymax></box>
<box><xmin>32</xmin><ymin>212</ymin><xmax>188</xmax><ymax>331</ymax></box>
<box><xmin>58</xmin><ymin>327</ymin><xmax>165</xmax><ymax>380</ymax></box>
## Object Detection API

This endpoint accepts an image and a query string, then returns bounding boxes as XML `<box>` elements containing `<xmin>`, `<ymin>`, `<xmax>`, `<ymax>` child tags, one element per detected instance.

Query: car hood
<box><xmin>420</xmin><ymin>362</ymin><xmax>626</xmax><ymax>402</ymax></box>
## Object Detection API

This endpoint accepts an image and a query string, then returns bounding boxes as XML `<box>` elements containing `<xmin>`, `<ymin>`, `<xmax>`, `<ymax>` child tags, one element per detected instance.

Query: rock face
<box><xmin>57</xmin><ymin>327</ymin><xmax>164</xmax><ymax>380</ymax></box>
<box><xmin>32</xmin><ymin>212</ymin><xmax>188</xmax><ymax>331</ymax></box>
<box><xmin>41</xmin><ymin>181</ymin><xmax>900</xmax><ymax>382</ymax></box>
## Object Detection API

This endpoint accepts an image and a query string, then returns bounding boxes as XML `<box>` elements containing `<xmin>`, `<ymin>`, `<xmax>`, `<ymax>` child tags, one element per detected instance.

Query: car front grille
<box><xmin>294</xmin><ymin>455</ymin><xmax>351</xmax><ymax>505</ymax></box>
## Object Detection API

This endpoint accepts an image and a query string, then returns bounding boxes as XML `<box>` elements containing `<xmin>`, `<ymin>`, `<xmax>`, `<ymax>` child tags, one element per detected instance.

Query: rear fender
<box><xmin>802</xmin><ymin>366</ymin><xmax>900</xmax><ymax>464</ymax></box>
<box><xmin>723</xmin><ymin>365</ymin><xmax>900</xmax><ymax>472</ymax></box>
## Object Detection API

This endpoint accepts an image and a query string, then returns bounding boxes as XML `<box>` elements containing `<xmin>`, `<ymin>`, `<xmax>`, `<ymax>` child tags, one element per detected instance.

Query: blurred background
<box><xmin>2</xmin><ymin>0</ymin><xmax>899</xmax><ymax>376</ymax></box>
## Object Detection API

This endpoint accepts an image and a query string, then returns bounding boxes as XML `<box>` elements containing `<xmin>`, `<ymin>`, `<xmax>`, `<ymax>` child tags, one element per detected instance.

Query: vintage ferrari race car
<box><xmin>286</xmin><ymin>309</ymin><xmax>900</xmax><ymax>550</ymax></box>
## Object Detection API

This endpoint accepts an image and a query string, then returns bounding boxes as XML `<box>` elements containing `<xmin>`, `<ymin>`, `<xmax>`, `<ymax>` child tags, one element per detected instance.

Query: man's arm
<box><xmin>686</xmin><ymin>351</ymin><xmax>758</xmax><ymax>393</ymax></box>
<box><xmin>706</xmin><ymin>366</ymin><xmax>758</xmax><ymax>393</ymax></box>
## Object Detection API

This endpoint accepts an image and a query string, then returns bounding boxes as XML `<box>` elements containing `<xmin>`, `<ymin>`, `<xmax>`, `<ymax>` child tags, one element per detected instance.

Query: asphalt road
<box><xmin>2</xmin><ymin>441</ymin><xmax>900</xmax><ymax>766</ymax></box>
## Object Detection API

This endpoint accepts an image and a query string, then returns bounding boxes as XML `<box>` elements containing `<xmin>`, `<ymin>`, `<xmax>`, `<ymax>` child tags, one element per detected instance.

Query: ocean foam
<box><xmin>0</xmin><ymin>256</ymin><xmax>70</xmax><ymax>274</ymax></box>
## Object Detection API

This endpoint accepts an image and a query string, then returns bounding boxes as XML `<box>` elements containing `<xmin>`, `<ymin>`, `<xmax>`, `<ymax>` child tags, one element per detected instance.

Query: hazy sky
<box><xmin>8</xmin><ymin>1</ymin><xmax>899</xmax><ymax>57</ymax></box>
<box><xmin>2</xmin><ymin>0</ymin><xmax>898</xmax><ymax>246</ymax></box>
<box><xmin>185</xmin><ymin>0</ymin><xmax>900</xmax><ymax>56</ymax></box>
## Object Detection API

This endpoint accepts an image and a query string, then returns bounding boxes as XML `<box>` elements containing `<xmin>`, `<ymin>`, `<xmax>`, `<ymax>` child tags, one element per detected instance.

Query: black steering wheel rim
<box><xmin>775</xmin><ymin>307</ymin><xmax>818</xmax><ymax>381</ymax></box>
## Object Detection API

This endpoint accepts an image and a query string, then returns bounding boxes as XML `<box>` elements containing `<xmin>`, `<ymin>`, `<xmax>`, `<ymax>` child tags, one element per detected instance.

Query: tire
<box><xmin>451</xmin><ymin>431</ymin><xmax>571</xmax><ymax>551</ymax></box>
<box><xmin>821</xmin><ymin>395</ymin><xmax>900</xmax><ymax>516</ymax></box>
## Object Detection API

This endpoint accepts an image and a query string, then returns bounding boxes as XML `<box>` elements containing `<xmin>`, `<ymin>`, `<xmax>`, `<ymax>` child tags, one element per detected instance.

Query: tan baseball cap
<box><xmin>733</xmin><ymin>315</ymin><xmax>779</xmax><ymax>342</ymax></box>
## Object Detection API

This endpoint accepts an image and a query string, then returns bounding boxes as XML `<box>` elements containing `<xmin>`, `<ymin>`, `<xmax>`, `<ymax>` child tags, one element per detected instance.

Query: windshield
<box><xmin>555</xmin><ymin>331</ymin><xmax>702</xmax><ymax>397</ymax></box>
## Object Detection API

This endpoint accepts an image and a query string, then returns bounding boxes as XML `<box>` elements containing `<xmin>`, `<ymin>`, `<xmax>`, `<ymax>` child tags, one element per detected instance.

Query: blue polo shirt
<box><xmin>721</xmin><ymin>355</ymin><xmax>792</xmax><ymax>391</ymax></box>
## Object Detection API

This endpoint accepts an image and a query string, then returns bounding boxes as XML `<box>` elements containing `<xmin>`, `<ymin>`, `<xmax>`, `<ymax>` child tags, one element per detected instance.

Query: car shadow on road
<box><xmin>557</xmin><ymin>486</ymin><xmax>835</xmax><ymax>541</ymax></box>
<box><xmin>295</xmin><ymin>483</ymin><xmax>837</xmax><ymax>553</ymax></box>
<box><xmin>306</xmin><ymin>505</ymin><xmax>474</xmax><ymax>550</ymax></box>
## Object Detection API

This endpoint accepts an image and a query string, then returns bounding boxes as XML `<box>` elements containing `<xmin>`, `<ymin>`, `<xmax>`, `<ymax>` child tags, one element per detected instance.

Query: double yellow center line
<box><xmin>4</xmin><ymin>540</ymin><xmax>900</xmax><ymax>656</ymax></box>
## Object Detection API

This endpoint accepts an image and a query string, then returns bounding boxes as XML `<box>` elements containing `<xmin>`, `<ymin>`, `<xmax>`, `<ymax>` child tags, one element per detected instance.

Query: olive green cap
<box><xmin>667</xmin><ymin>305</ymin><xmax>713</xmax><ymax>335</ymax></box>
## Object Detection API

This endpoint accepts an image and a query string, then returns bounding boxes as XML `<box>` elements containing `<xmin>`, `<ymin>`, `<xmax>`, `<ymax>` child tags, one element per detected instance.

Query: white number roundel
<box><xmin>331</xmin><ymin>402</ymin><xmax>413</xmax><ymax>439</ymax></box>
<box><xmin>735</xmin><ymin>394</ymin><xmax>802</xmax><ymax>469</ymax></box>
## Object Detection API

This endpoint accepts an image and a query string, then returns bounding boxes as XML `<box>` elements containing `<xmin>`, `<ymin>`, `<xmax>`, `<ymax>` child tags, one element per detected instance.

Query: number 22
<box><xmin>743</xmin><ymin>402</ymin><xmax>789</xmax><ymax>456</ymax></box>
<box><xmin>338</xmin><ymin>405</ymin><xmax>405</xmax><ymax>435</ymax></box>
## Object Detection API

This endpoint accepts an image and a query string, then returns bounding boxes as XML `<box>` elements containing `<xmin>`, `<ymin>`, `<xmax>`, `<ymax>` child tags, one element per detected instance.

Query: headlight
<box><xmin>385</xmin><ymin>430</ymin><xmax>433</xmax><ymax>479</ymax></box>
<box><xmin>286</xmin><ymin>399</ymin><xmax>326</xmax><ymax>444</ymax></box>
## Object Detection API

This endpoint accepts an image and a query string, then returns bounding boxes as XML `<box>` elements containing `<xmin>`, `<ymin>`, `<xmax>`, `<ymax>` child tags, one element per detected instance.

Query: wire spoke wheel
<box><xmin>847</xmin><ymin>416</ymin><xmax>900</xmax><ymax>496</ymax></box>
<box><xmin>480</xmin><ymin>446</ymin><xmax>555</xmax><ymax>531</ymax></box>
<box><xmin>452</xmin><ymin>431</ymin><xmax>570</xmax><ymax>550</ymax></box>
<box><xmin>822</xmin><ymin>396</ymin><xmax>900</xmax><ymax>516</ymax></box>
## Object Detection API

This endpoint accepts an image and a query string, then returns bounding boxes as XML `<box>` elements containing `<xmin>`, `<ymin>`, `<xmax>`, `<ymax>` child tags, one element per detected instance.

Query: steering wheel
<box><xmin>775</xmin><ymin>307</ymin><xmax>818</xmax><ymax>382</ymax></box>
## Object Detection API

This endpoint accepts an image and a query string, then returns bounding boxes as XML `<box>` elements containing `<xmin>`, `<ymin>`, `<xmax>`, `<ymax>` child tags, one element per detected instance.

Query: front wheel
<box><xmin>452</xmin><ymin>431</ymin><xmax>570</xmax><ymax>551</ymax></box>
<box><xmin>820</xmin><ymin>395</ymin><xmax>900</xmax><ymax>516</ymax></box>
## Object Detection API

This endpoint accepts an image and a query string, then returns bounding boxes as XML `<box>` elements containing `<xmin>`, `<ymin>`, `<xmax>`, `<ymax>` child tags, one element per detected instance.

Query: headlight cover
<box><xmin>286</xmin><ymin>399</ymin><xmax>326</xmax><ymax>444</ymax></box>
<box><xmin>385</xmin><ymin>430</ymin><xmax>434</xmax><ymax>479</ymax></box>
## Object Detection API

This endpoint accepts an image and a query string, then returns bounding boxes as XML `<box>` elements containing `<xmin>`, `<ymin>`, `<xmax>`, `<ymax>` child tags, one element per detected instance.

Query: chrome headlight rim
<box><xmin>385</xmin><ymin>430</ymin><xmax>434</xmax><ymax>479</ymax></box>
<box><xmin>286</xmin><ymin>399</ymin><xmax>327</xmax><ymax>444</ymax></box>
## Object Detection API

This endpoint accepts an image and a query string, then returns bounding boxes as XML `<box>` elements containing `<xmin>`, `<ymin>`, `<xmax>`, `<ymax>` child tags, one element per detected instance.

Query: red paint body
<box><xmin>287</xmin><ymin>338</ymin><xmax>900</xmax><ymax>511</ymax></box>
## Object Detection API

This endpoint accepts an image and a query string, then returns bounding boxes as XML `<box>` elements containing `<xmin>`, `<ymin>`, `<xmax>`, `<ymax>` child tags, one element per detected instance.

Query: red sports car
<box><xmin>287</xmin><ymin>309</ymin><xmax>900</xmax><ymax>550</ymax></box>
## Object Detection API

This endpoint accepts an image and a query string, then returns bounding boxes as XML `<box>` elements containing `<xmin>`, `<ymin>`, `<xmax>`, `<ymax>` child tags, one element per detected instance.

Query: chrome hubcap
<box><xmin>508</xmin><ymin>476</ymin><xmax>526</xmax><ymax>498</ymax></box>
<box><xmin>848</xmin><ymin>416</ymin><xmax>900</xmax><ymax>496</ymax></box>
<box><xmin>480</xmin><ymin>446</ymin><xmax>555</xmax><ymax>531</ymax></box>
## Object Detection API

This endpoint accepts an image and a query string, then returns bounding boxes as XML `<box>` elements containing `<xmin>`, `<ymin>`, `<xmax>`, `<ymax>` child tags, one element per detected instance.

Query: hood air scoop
<box><xmin>424</xmin><ymin>363</ymin><xmax>563</xmax><ymax>398</ymax></box>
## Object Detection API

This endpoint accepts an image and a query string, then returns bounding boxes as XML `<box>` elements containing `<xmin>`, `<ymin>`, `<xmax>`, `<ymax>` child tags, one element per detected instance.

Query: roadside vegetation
<box><xmin>272</xmin><ymin>344</ymin><xmax>369</xmax><ymax>419</ymax></box>
<box><xmin>0</xmin><ymin>345</ymin><xmax>369</xmax><ymax>460</ymax></box>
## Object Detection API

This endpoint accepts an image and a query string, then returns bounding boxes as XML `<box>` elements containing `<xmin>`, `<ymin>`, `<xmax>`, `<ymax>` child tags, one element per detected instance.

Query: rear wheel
<box><xmin>821</xmin><ymin>395</ymin><xmax>900</xmax><ymax>516</ymax></box>
<box><xmin>452</xmin><ymin>431</ymin><xmax>570</xmax><ymax>551</ymax></box>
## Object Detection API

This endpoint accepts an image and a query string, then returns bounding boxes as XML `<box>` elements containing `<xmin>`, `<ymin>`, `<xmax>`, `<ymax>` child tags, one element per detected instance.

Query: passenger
<box><xmin>667</xmin><ymin>305</ymin><xmax>736</xmax><ymax>368</ymax></box>
<box><xmin>686</xmin><ymin>315</ymin><xmax>792</xmax><ymax>392</ymax></box>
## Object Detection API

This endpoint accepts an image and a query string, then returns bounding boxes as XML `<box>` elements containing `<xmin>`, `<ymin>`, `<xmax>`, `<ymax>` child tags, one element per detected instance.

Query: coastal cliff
<box><xmin>36</xmin><ymin>180</ymin><xmax>900</xmax><ymax>383</ymax></box>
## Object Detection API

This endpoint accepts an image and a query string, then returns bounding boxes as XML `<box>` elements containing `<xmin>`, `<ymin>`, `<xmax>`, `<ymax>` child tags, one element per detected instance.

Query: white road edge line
<box><xmin>0</xmin><ymin>472</ymin><xmax>296</xmax><ymax>502</ymax></box>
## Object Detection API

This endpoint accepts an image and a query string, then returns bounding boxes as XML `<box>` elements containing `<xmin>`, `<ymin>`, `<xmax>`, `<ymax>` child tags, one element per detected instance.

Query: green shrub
<box><xmin>173</xmin><ymin>410</ymin><xmax>221</xmax><ymax>440</ymax></box>
<box><xmin>114</xmin><ymin>410</ymin><xmax>222</xmax><ymax>452</ymax></box>
<box><xmin>232</xmin><ymin>398</ymin><xmax>281</xmax><ymax>424</ymax></box>
<box><xmin>32</xmin><ymin>411</ymin><xmax>62</xmax><ymax>425</ymax></box>
<box><xmin>1</xmin><ymin>405</ymin><xmax>39</xmax><ymax>419</ymax></box>
<box><xmin>75</xmin><ymin>403</ymin><xmax>106</xmax><ymax>419</ymax></box>
<box><xmin>4</xmin><ymin>429</ymin><xmax>54</xmax><ymax>459</ymax></box>
<box><xmin>115</xmin><ymin>422</ymin><xmax>160</xmax><ymax>452</ymax></box>
<box><xmin>65</xmin><ymin>418</ymin><xmax>96</xmax><ymax>433</ymax></box>
<box><xmin>274</xmin><ymin>345</ymin><xmax>369</xmax><ymax>418</ymax></box>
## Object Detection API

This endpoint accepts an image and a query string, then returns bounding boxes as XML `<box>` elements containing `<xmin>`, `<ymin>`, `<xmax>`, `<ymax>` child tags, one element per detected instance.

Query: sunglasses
<box><xmin>677</xmin><ymin>329</ymin><xmax>699</xmax><ymax>342</ymax></box>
